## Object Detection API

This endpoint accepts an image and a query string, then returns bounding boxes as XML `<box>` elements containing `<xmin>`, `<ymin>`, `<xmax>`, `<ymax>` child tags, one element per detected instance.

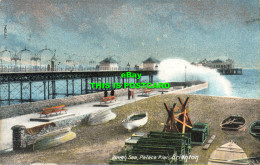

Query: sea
<box><xmin>189</xmin><ymin>69</ymin><xmax>259</xmax><ymax>99</ymax></box>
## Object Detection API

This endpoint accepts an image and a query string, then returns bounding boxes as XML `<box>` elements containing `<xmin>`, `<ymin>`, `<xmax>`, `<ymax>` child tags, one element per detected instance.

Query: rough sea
<box><xmin>190</xmin><ymin>69</ymin><xmax>259</xmax><ymax>99</ymax></box>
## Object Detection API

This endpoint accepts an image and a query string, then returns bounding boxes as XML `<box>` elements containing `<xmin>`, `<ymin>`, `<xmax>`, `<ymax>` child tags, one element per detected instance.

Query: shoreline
<box><xmin>190</xmin><ymin>93</ymin><xmax>260</xmax><ymax>100</ymax></box>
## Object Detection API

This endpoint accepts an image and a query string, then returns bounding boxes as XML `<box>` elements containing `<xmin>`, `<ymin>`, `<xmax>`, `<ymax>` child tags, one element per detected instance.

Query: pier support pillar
<box><xmin>110</xmin><ymin>76</ymin><xmax>112</xmax><ymax>90</ymax></box>
<box><xmin>113</xmin><ymin>76</ymin><xmax>116</xmax><ymax>87</ymax></box>
<box><xmin>29</xmin><ymin>82</ymin><xmax>32</xmax><ymax>102</ymax></box>
<box><xmin>81</xmin><ymin>79</ymin><xmax>83</xmax><ymax>94</ymax></box>
<box><xmin>51</xmin><ymin>80</ymin><xmax>56</xmax><ymax>99</ymax></box>
<box><xmin>43</xmin><ymin>81</ymin><xmax>46</xmax><ymax>100</ymax></box>
<box><xmin>91</xmin><ymin>77</ymin><xmax>93</xmax><ymax>93</ymax></box>
<box><xmin>20</xmin><ymin>82</ymin><xmax>23</xmax><ymax>104</ymax></box>
<box><xmin>137</xmin><ymin>77</ymin><xmax>140</xmax><ymax>83</ymax></box>
<box><xmin>85</xmin><ymin>78</ymin><xmax>88</xmax><ymax>94</ymax></box>
<box><xmin>149</xmin><ymin>75</ymin><xmax>154</xmax><ymax>84</ymax></box>
<box><xmin>101</xmin><ymin>77</ymin><xmax>103</xmax><ymax>91</ymax></box>
<box><xmin>66</xmin><ymin>80</ymin><xmax>69</xmax><ymax>97</ymax></box>
<box><xmin>8</xmin><ymin>82</ymin><xmax>10</xmax><ymax>105</ymax></box>
<box><xmin>0</xmin><ymin>82</ymin><xmax>1</xmax><ymax>106</ymax></box>
<box><xmin>72</xmin><ymin>79</ymin><xmax>75</xmax><ymax>96</ymax></box>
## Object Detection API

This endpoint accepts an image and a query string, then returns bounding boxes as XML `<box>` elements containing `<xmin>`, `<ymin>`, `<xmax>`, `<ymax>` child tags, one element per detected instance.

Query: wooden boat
<box><xmin>208</xmin><ymin>141</ymin><xmax>249</xmax><ymax>165</ymax></box>
<box><xmin>122</xmin><ymin>112</ymin><xmax>148</xmax><ymax>131</ymax></box>
<box><xmin>26</xmin><ymin>122</ymin><xmax>56</xmax><ymax>135</ymax></box>
<box><xmin>249</xmin><ymin>119</ymin><xmax>260</xmax><ymax>139</ymax></box>
<box><xmin>125</xmin><ymin>132</ymin><xmax>146</xmax><ymax>145</ymax></box>
<box><xmin>88</xmin><ymin>109</ymin><xmax>116</xmax><ymax>126</ymax></box>
<box><xmin>220</xmin><ymin>116</ymin><xmax>246</xmax><ymax>131</ymax></box>
<box><xmin>33</xmin><ymin>127</ymin><xmax>76</xmax><ymax>151</ymax></box>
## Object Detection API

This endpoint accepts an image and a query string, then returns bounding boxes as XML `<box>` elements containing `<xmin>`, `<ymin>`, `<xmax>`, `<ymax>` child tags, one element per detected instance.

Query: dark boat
<box><xmin>249</xmin><ymin>120</ymin><xmax>260</xmax><ymax>139</ymax></box>
<box><xmin>220</xmin><ymin>116</ymin><xmax>246</xmax><ymax>131</ymax></box>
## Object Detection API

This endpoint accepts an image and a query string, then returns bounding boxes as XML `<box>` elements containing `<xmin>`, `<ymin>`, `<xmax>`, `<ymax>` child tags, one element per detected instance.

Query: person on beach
<box><xmin>104</xmin><ymin>90</ymin><xmax>108</xmax><ymax>97</ymax></box>
<box><xmin>128</xmin><ymin>90</ymin><xmax>134</xmax><ymax>99</ymax></box>
<box><xmin>110</xmin><ymin>89</ymin><xmax>115</xmax><ymax>96</ymax></box>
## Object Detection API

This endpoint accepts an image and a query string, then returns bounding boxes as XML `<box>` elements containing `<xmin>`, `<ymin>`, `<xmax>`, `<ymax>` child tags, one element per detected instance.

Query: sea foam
<box><xmin>158</xmin><ymin>59</ymin><xmax>232</xmax><ymax>96</ymax></box>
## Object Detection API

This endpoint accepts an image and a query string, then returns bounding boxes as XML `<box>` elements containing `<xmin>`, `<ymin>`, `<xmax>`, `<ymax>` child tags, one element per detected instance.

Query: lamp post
<box><xmin>185</xmin><ymin>66</ymin><xmax>187</xmax><ymax>88</ymax></box>
<box><xmin>127</xmin><ymin>62</ymin><xmax>130</xmax><ymax>100</ymax></box>
<box><xmin>51</xmin><ymin>55</ymin><xmax>57</xmax><ymax>71</ymax></box>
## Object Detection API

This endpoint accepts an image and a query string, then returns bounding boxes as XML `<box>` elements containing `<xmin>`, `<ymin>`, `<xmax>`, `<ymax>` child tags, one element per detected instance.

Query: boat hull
<box><xmin>122</xmin><ymin>112</ymin><xmax>148</xmax><ymax>131</ymax></box>
<box><xmin>220</xmin><ymin>116</ymin><xmax>246</xmax><ymax>131</ymax></box>
<box><xmin>88</xmin><ymin>109</ymin><xmax>116</xmax><ymax>126</ymax></box>
<box><xmin>249</xmin><ymin>120</ymin><xmax>260</xmax><ymax>139</ymax></box>
<box><xmin>33</xmin><ymin>128</ymin><xmax>76</xmax><ymax>151</ymax></box>
<box><xmin>208</xmin><ymin>142</ymin><xmax>248</xmax><ymax>165</ymax></box>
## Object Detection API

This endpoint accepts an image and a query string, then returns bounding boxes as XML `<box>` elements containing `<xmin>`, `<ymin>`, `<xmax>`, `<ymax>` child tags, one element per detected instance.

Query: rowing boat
<box><xmin>33</xmin><ymin>127</ymin><xmax>76</xmax><ymax>151</ymax></box>
<box><xmin>220</xmin><ymin>116</ymin><xmax>246</xmax><ymax>131</ymax></box>
<box><xmin>88</xmin><ymin>109</ymin><xmax>116</xmax><ymax>125</ymax></box>
<box><xmin>122</xmin><ymin>112</ymin><xmax>148</xmax><ymax>131</ymax></box>
<box><xmin>249</xmin><ymin>119</ymin><xmax>260</xmax><ymax>139</ymax></box>
<box><xmin>208</xmin><ymin>141</ymin><xmax>249</xmax><ymax>165</ymax></box>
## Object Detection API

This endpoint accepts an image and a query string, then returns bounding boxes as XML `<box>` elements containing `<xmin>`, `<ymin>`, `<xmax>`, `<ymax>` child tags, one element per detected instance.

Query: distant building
<box><xmin>196</xmin><ymin>58</ymin><xmax>234</xmax><ymax>69</ymax></box>
<box><xmin>191</xmin><ymin>62</ymin><xmax>202</xmax><ymax>67</ymax></box>
<box><xmin>99</xmin><ymin>57</ymin><xmax>118</xmax><ymax>71</ymax></box>
<box><xmin>142</xmin><ymin>57</ymin><xmax>160</xmax><ymax>70</ymax></box>
<box><xmin>193</xmin><ymin>58</ymin><xmax>242</xmax><ymax>75</ymax></box>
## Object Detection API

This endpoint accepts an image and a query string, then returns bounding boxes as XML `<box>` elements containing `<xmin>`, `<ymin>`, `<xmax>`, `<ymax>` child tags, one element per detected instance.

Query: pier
<box><xmin>193</xmin><ymin>58</ymin><xmax>243</xmax><ymax>75</ymax></box>
<box><xmin>217</xmin><ymin>68</ymin><xmax>242</xmax><ymax>75</ymax></box>
<box><xmin>0</xmin><ymin>70</ymin><xmax>157</xmax><ymax>106</ymax></box>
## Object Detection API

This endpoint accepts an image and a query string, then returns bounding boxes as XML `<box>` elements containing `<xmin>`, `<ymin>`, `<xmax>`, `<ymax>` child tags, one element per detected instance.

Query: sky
<box><xmin>0</xmin><ymin>0</ymin><xmax>259</xmax><ymax>68</ymax></box>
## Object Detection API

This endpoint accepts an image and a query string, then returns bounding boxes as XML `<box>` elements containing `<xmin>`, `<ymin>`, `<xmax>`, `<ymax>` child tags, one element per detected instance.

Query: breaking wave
<box><xmin>158</xmin><ymin>59</ymin><xmax>232</xmax><ymax>96</ymax></box>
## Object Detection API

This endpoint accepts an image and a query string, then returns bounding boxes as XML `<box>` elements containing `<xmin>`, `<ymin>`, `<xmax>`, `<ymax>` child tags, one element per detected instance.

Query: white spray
<box><xmin>158</xmin><ymin>59</ymin><xmax>232</xmax><ymax>96</ymax></box>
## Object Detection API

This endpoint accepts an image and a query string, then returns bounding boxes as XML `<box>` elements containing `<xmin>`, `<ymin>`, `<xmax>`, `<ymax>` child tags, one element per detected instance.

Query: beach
<box><xmin>0</xmin><ymin>93</ymin><xmax>259</xmax><ymax>164</ymax></box>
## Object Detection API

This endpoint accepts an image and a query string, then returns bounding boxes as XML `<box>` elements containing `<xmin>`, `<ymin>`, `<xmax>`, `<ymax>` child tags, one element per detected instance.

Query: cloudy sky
<box><xmin>0</xmin><ymin>0</ymin><xmax>259</xmax><ymax>68</ymax></box>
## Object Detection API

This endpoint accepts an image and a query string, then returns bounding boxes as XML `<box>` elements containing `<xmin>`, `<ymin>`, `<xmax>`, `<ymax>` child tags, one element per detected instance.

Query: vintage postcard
<box><xmin>0</xmin><ymin>0</ymin><xmax>259</xmax><ymax>164</ymax></box>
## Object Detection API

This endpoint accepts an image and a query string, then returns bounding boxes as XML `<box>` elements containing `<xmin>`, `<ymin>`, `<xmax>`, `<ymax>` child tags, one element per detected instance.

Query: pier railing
<box><xmin>0</xmin><ymin>69</ymin><xmax>157</xmax><ymax>106</ymax></box>
<box><xmin>0</xmin><ymin>66</ymin><xmax>140</xmax><ymax>73</ymax></box>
